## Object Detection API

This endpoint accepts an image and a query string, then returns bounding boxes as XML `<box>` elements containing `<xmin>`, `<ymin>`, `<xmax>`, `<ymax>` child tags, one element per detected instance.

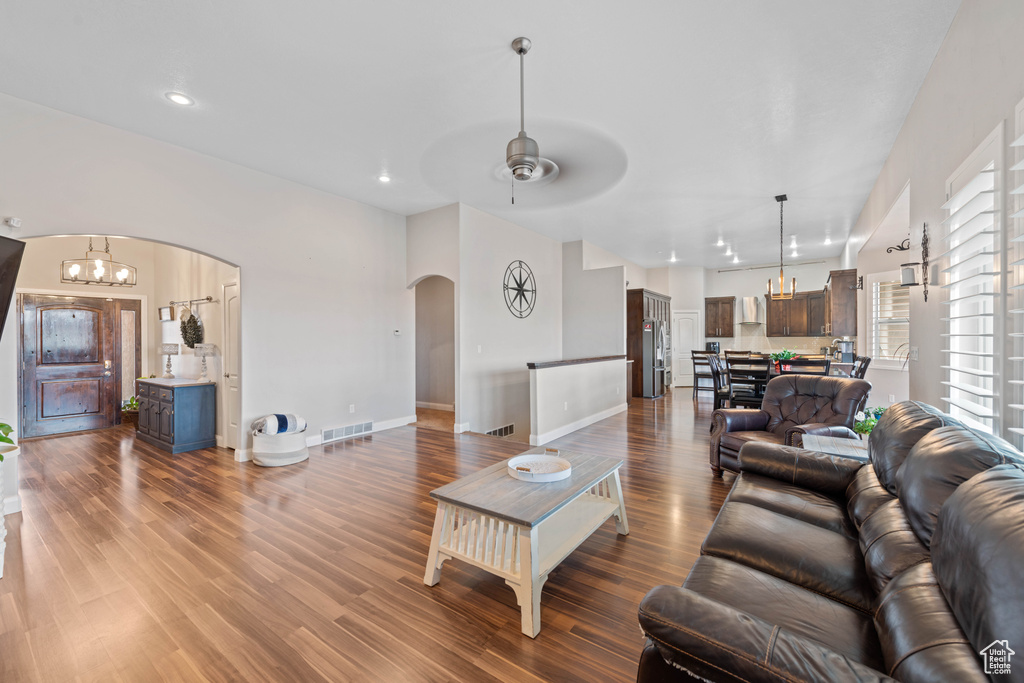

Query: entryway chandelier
<box><xmin>767</xmin><ymin>194</ymin><xmax>796</xmax><ymax>300</ymax></box>
<box><xmin>60</xmin><ymin>237</ymin><xmax>137</xmax><ymax>287</ymax></box>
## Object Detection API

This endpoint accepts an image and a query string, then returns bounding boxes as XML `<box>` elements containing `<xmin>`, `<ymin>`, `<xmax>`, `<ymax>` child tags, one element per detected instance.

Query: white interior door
<box><xmin>673</xmin><ymin>311</ymin><xmax>701</xmax><ymax>387</ymax></box>
<box><xmin>223</xmin><ymin>282</ymin><xmax>241</xmax><ymax>450</ymax></box>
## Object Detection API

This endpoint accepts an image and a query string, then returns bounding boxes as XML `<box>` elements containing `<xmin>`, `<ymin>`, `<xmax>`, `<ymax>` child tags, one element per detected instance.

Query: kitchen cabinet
<box><xmin>825</xmin><ymin>269</ymin><xmax>858</xmax><ymax>337</ymax></box>
<box><xmin>807</xmin><ymin>290</ymin><xmax>826</xmax><ymax>336</ymax></box>
<box><xmin>628</xmin><ymin>289</ymin><xmax>672</xmax><ymax>397</ymax></box>
<box><xmin>137</xmin><ymin>379</ymin><xmax>217</xmax><ymax>454</ymax></box>
<box><xmin>764</xmin><ymin>293</ymin><xmax>809</xmax><ymax>337</ymax></box>
<box><xmin>704</xmin><ymin>296</ymin><xmax>735</xmax><ymax>338</ymax></box>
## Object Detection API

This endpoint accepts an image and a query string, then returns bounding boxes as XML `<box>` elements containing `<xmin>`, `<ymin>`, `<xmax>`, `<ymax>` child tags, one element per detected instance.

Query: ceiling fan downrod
<box><xmin>506</xmin><ymin>37</ymin><xmax>539</xmax><ymax>185</ymax></box>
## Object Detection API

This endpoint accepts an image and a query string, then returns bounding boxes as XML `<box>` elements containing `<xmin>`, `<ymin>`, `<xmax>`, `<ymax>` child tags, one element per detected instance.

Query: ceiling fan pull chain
<box><xmin>512</xmin><ymin>176</ymin><xmax>515</xmax><ymax>205</ymax></box>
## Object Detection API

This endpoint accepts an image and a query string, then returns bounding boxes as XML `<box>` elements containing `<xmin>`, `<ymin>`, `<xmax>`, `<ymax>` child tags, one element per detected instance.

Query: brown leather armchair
<box><xmin>710</xmin><ymin>374</ymin><xmax>871</xmax><ymax>476</ymax></box>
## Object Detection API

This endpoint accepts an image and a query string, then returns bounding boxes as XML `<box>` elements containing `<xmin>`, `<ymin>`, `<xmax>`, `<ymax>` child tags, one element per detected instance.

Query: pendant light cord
<box><xmin>779</xmin><ymin>199</ymin><xmax>784</xmax><ymax>268</ymax></box>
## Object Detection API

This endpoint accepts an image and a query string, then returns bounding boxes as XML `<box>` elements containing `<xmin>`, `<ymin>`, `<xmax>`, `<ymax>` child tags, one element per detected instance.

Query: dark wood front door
<box><xmin>20</xmin><ymin>294</ymin><xmax>137</xmax><ymax>438</ymax></box>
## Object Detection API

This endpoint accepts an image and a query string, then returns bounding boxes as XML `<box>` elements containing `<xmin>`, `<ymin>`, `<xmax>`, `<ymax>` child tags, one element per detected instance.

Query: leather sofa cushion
<box><xmin>869</xmin><ymin>401</ymin><xmax>964</xmax><ymax>496</ymax></box>
<box><xmin>873</xmin><ymin>563</ymin><xmax>987</xmax><ymax>682</ymax></box>
<box><xmin>897</xmin><ymin>425</ymin><xmax>1024</xmax><ymax>548</ymax></box>
<box><xmin>719</xmin><ymin>429</ymin><xmax>785</xmax><ymax>456</ymax></box>
<box><xmin>761</xmin><ymin>375</ymin><xmax>871</xmax><ymax>435</ymax></box>
<box><xmin>726</xmin><ymin>472</ymin><xmax>855</xmax><ymax>537</ymax></box>
<box><xmin>932</xmin><ymin>464</ymin><xmax>1024</xmax><ymax>661</ymax></box>
<box><xmin>700</xmin><ymin>501</ymin><xmax>875</xmax><ymax>613</ymax></box>
<box><xmin>847</xmin><ymin>465</ymin><xmax>896</xmax><ymax>531</ymax></box>
<box><xmin>857</xmin><ymin>499</ymin><xmax>930</xmax><ymax>593</ymax></box>
<box><xmin>683</xmin><ymin>556</ymin><xmax>885</xmax><ymax>669</ymax></box>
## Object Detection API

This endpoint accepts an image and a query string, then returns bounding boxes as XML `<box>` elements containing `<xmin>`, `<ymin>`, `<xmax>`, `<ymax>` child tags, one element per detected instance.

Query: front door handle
<box><xmin>103</xmin><ymin>371</ymin><xmax>111</xmax><ymax>377</ymax></box>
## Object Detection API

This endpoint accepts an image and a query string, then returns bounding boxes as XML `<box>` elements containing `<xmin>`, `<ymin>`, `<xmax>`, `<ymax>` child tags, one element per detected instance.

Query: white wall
<box><xmin>704</xmin><ymin>259</ymin><xmax>840</xmax><ymax>354</ymax></box>
<box><xmin>581</xmin><ymin>241</ymin><xmax>649</xmax><ymax>291</ymax></box>
<box><xmin>415</xmin><ymin>276</ymin><xmax>455</xmax><ymax>409</ymax></box>
<box><xmin>458</xmin><ymin>204</ymin><xmax>561</xmax><ymax>437</ymax></box>
<box><xmin>841</xmin><ymin>0</ymin><xmax>1024</xmax><ymax>429</ymax></box>
<box><xmin>529</xmin><ymin>359</ymin><xmax>627</xmax><ymax>445</ymax></box>
<box><xmin>0</xmin><ymin>92</ymin><xmax>414</xmax><ymax>465</ymax></box>
<box><xmin>561</xmin><ymin>241</ymin><xmax>626</xmax><ymax>359</ymax></box>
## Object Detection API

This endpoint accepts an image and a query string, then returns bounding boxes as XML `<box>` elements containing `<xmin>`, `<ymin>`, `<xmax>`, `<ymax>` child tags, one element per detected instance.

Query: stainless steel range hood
<box><xmin>739</xmin><ymin>296</ymin><xmax>762</xmax><ymax>324</ymax></box>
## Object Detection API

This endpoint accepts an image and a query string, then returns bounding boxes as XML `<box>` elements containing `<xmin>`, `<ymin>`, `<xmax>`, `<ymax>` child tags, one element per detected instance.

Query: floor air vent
<box><xmin>322</xmin><ymin>421</ymin><xmax>374</xmax><ymax>444</ymax></box>
<box><xmin>486</xmin><ymin>423</ymin><xmax>515</xmax><ymax>438</ymax></box>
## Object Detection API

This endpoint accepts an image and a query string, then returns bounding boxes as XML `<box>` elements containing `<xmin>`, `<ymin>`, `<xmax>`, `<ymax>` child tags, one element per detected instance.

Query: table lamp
<box><xmin>161</xmin><ymin>343</ymin><xmax>179</xmax><ymax>378</ymax></box>
<box><xmin>194</xmin><ymin>343</ymin><xmax>215</xmax><ymax>382</ymax></box>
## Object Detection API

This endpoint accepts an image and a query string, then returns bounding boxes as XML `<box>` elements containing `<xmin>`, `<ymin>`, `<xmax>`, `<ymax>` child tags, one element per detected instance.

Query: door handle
<box><xmin>224</xmin><ymin>373</ymin><xmax>230</xmax><ymax>378</ymax></box>
<box><xmin>103</xmin><ymin>371</ymin><xmax>111</xmax><ymax>377</ymax></box>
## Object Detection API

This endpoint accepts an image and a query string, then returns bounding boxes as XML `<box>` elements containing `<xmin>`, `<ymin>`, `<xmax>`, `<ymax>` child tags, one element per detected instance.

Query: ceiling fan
<box><xmin>505</xmin><ymin>37</ymin><xmax>558</xmax><ymax>202</ymax></box>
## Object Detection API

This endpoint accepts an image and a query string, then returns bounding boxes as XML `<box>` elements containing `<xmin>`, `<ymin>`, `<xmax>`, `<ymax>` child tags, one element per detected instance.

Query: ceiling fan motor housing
<box><xmin>507</xmin><ymin>131</ymin><xmax>539</xmax><ymax>180</ymax></box>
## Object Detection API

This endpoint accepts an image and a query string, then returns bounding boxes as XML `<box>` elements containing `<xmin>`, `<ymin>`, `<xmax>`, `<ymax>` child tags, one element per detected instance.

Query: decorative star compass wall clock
<box><xmin>503</xmin><ymin>260</ymin><xmax>536</xmax><ymax>318</ymax></box>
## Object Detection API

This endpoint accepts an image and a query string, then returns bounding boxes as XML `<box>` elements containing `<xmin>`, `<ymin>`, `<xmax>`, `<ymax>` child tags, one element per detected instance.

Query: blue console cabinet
<box><xmin>137</xmin><ymin>379</ymin><xmax>217</xmax><ymax>454</ymax></box>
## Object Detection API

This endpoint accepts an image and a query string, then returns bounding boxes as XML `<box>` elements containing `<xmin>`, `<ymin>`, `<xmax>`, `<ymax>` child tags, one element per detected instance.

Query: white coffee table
<box><xmin>423</xmin><ymin>448</ymin><xmax>628</xmax><ymax>637</ymax></box>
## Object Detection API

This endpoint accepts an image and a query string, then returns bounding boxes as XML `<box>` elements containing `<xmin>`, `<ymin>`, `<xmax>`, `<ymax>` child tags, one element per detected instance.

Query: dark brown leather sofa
<box><xmin>639</xmin><ymin>401</ymin><xmax>1024</xmax><ymax>682</ymax></box>
<box><xmin>710</xmin><ymin>375</ymin><xmax>871</xmax><ymax>476</ymax></box>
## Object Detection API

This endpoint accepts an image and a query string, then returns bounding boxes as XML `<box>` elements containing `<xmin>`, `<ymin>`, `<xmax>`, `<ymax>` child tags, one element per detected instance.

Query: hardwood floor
<box><xmin>0</xmin><ymin>391</ymin><xmax>733</xmax><ymax>682</ymax></box>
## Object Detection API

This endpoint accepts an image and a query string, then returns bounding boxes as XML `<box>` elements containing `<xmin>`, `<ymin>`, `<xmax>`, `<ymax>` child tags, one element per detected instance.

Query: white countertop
<box><xmin>139</xmin><ymin>377</ymin><xmax>215</xmax><ymax>387</ymax></box>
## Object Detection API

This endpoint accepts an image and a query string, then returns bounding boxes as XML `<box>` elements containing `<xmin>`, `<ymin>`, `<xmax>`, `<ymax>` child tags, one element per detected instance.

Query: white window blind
<box><xmin>1008</xmin><ymin>107</ymin><xmax>1024</xmax><ymax>443</ymax></box>
<box><xmin>941</xmin><ymin>161</ymin><xmax>998</xmax><ymax>433</ymax></box>
<box><xmin>872</xmin><ymin>279</ymin><xmax>909</xmax><ymax>363</ymax></box>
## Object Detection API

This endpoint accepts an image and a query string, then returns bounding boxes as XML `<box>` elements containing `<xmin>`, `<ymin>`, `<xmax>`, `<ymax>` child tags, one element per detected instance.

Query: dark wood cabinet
<box><xmin>137</xmin><ymin>379</ymin><xmax>217</xmax><ymax>454</ymax></box>
<box><xmin>764</xmin><ymin>293</ymin><xmax>809</xmax><ymax>337</ymax></box>
<box><xmin>807</xmin><ymin>290</ymin><xmax>826</xmax><ymax>336</ymax></box>
<box><xmin>627</xmin><ymin>289</ymin><xmax>671</xmax><ymax>398</ymax></box>
<box><xmin>704</xmin><ymin>297</ymin><xmax>735</xmax><ymax>338</ymax></box>
<box><xmin>825</xmin><ymin>269</ymin><xmax>858</xmax><ymax>337</ymax></box>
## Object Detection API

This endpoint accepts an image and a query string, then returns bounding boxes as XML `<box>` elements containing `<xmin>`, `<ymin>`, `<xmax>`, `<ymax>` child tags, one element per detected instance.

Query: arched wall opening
<box><xmin>12</xmin><ymin>234</ymin><xmax>242</xmax><ymax>447</ymax></box>
<box><xmin>413</xmin><ymin>275</ymin><xmax>457</xmax><ymax>430</ymax></box>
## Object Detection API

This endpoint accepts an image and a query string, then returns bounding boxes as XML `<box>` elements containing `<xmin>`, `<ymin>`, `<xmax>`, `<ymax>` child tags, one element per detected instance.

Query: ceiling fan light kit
<box><xmin>767</xmin><ymin>194</ymin><xmax>796</xmax><ymax>300</ymax></box>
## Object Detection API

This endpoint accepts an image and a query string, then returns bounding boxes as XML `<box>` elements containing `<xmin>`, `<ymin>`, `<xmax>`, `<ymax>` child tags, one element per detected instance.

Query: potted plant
<box><xmin>854</xmin><ymin>406</ymin><xmax>887</xmax><ymax>439</ymax></box>
<box><xmin>121</xmin><ymin>395</ymin><xmax>140</xmax><ymax>429</ymax></box>
<box><xmin>1</xmin><ymin>421</ymin><xmax>15</xmax><ymax>578</ymax></box>
<box><xmin>769</xmin><ymin>349</ymin><xmax>798</xmax><ymax>372</ymax></box>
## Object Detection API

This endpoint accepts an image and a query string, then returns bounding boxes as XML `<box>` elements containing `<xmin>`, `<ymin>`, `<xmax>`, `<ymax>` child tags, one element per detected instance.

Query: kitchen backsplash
<box><xmin>713</xmin><ymin>324</ymin><xmax>839</xmax><ymax>356</ymax></box>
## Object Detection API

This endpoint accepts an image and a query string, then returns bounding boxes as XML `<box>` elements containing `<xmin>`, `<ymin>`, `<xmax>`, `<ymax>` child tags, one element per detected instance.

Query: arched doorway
<box><xmin>413</xmin><ymin>275</ymin><xmax>456</xmax><ymax>432</ymax></box>
<box><xmin>13</xmin><ymin>235</ymin><xmax>242</xmax><ymax>447</ymax></box>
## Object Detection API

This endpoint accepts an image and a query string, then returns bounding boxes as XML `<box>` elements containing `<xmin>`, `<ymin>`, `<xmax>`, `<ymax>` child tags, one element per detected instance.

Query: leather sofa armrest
<box><xmin>737</xmin><ymin>442</ymin><xmax>865</xmax><ymax>494</ymax></box>
<box><xmin>785</xmin><ymin>422</ymin><xmax>859</xmax><ymax>447</ymax></box>
<box><xmin>711</xmin><ymin>408</ymin><xmax>770</xmax><ymax>433</ymax></box>
<box><xmin>639</xmin><ymin>586</ymin><xmax>895</xmax><ymax>682</ymax></box>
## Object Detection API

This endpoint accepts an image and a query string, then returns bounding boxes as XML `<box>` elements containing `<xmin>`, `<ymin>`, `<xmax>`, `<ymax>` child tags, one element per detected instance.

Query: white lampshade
<box><xmin>194</xmin><ymin>343</ymin><xmax>215</xmax><ymax>357</ymax></box>
<box><xmin>161</xmin><ymin>343</ymin><xmax>180</xmax><ymax>356</ymax></box>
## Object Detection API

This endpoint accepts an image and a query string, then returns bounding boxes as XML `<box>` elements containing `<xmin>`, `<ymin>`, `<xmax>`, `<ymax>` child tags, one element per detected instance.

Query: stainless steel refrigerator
<box><xmin>642</xmin><ymin>318</ymin><xmax>666</xmax><ymax>398</ymax></box>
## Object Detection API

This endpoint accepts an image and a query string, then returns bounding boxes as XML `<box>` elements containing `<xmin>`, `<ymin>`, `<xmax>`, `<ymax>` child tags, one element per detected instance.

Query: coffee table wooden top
<box><xmin>430</xmin><ymin>448</ymin><xmax>624</xmax><ymax>528</ymax></box>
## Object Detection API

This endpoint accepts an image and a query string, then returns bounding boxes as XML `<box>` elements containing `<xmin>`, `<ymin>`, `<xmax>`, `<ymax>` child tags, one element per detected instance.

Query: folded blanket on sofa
<box><xmin>251</xmin><ymin>414</ymin><xmax>307</xmax><ymax>435</ymax></box>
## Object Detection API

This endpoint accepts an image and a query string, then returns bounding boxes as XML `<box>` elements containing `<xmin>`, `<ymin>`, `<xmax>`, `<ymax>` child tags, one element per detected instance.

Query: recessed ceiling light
<box><xmin>725</xmin><ymin>247</ymin><xmax>733</xmax><ymax>256</ymax></box>
<box><xmin>165</xmin><ymin>92</ymin><xmax>194</xmax><ymax>106</ymax></box>
<box><xmin>669</xmin><ymin>253</ymin><xmax>678</xmax><ymax>263</ymax></box>
<box><xmin>715</xmin><ymin>238</ymin><xmax>724</xmax><ymax>247</ymax></box>
<box><xmin>791</xmin><ymin>250</ymin><xmax>799</xmax><ymax>258</ymax></box>
<box><xmin>824</xmin><ymin>237</ymin><xmax>832</xmax><ymax>245</ymax></box>
<box><xmin>378</xmin><ymin>174</ymin><xmax>391</xmax><ymax>183</ymax></box>
<box><xmin>732</xmin><ymin>255</ymin><xmax>739</xmax><ymax>264</ymax></box>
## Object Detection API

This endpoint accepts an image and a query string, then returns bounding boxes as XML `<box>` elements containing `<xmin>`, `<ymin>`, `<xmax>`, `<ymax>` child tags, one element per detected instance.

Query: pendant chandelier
<box><xmin>767</xmin><ymin>194</ymin><xmax>796</xmax><ymax>300</ymax></box>
<box><xmin>60</xmin><ymin>236</ymin><xmax>137</xmax><ymax>287</ymax></box>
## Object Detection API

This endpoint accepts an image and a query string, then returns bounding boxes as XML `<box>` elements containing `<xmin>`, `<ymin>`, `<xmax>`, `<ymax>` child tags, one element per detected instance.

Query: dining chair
<box><xmin>691</xmin><ymin>351</ymin><xmax>715</xmax><ymax>398</ymax></box>
<box><xmin>776</xmin><ymin>357</ymin><xmax>832</xmax><ymax>376</ymax></box>
<box><xmin>707</xmin><ymin>354</ymin><xmax>731</xmax><ymax>410</ymax></box>
<box><xmin>725</xmin><ymin>356</ymin><xmax>771</xmax><ymax>408</ymax></box>
<box><xmin>852</xmin><ymin>355</ymin><xmax>871</xmax><ymax>379</ymax></box>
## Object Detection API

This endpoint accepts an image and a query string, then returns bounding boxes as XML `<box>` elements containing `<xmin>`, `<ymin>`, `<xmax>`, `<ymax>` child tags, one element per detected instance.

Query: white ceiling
<box><xmin>0</xmin><ymin>1</ymin><xmax>960</xmax><ymax>268</ymax></box>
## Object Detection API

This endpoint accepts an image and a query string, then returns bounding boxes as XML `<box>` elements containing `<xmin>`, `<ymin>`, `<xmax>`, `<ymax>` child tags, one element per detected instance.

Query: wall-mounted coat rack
<box><xmin>169</xmin><ymin>296</ymin><xmax>214</xmax><ymax>306</ymax></box>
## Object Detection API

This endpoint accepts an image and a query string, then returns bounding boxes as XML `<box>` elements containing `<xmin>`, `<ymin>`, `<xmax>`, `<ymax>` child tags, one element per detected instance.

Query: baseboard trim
<box><xmin>3</xmin><ymin>493</ymin><xmax>20</xmax><ymax>516</ymax></box>
<box><xmin>374</xmin><ymin>415</ymin><xmax>417</xmax><ymax>432</ymax></box>
<box><xmin>235</xmin><ymin>448</ymin><xmax>252</xmax><ymax>463</ymax></box>
<box><xmin>530</xmin><ymin>403</ymin><xmax>628</xmax><ymax>446</ymax></box>
<box><xmin>454</xmin><ymin>422</ymin><xmax>471</xmax><ymax>433</ymax></box>
<box><xmin>416</xmin><ymin>401</ymin><xmax>455</xmax><ymax>412</ymax></box>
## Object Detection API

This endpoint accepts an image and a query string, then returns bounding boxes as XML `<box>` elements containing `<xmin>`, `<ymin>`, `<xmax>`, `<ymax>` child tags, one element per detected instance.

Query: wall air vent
<box><xmin>486</xmin><ymin>423</ymin><xmax>515</xmax><ymax>438</ymax></box>
<box><xmin>322</xmin><ymin>421</ymin><xmax>374</xmax><ymax>444</ymax></box>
